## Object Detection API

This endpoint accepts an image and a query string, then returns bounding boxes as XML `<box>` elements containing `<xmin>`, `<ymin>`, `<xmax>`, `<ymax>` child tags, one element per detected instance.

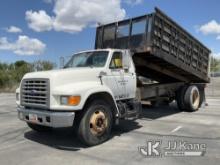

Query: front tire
<box><xmin>77</xmin><ymin>99</ymin><xmax>113</xmax><ymax>146</ymax></box>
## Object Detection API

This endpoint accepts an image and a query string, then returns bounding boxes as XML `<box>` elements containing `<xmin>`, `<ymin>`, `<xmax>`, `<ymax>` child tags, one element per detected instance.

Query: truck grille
<box><xmin>21</xmin><ymin>79</ymin><xmax>50</xmax><ymax>109</ymax></box>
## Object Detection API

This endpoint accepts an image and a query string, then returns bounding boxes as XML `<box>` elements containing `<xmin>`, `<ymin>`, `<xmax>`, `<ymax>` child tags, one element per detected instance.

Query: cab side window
<box><xmin>110</xmin><ymin>52</ymin><xmax>123</xmax><ymax>69</ymax></box>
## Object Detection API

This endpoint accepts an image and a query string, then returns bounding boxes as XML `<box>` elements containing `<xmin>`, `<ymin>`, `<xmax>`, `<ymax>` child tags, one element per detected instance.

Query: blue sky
<box><xmin>0</xmin><ymin>0</ymin><xmax>220</xmax><ymax>65</ymax></box>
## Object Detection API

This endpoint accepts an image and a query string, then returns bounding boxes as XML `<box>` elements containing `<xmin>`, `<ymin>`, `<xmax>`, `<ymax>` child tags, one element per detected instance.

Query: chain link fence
<box><xmin>206</xmin><ymin>73</ymin><xmax>220</xmax><ymax>97</ymax></box>
<box><xmin>205</xmin><ymin>55</ymin><xmax>220</xmax><ymax>97</ymax></box>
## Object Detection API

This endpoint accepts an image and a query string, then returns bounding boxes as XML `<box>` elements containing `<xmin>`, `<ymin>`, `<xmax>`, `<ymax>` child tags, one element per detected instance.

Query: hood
<box><xmin>23</xmin><ymin>67</ymin><xmax>103</xmax><ymax>87</ymax></box>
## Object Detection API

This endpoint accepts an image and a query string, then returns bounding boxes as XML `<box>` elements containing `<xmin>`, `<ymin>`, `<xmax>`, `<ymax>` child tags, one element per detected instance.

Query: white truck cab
<box><xmin>16</xmin><ymin>49</ymin><xmax>140</xmax><ymax>146</ymax></box>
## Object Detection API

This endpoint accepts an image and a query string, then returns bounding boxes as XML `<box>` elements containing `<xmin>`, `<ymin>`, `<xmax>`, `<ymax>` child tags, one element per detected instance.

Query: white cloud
<box><xmin>6</xmin><ymin>26</ymin><xmax>22</xmax><ymax>33</ymax></box>
<box><xmin>199</xmin><ymin>20</ymin><xmax>220</xmax><ymax>35</ymax></box>
<box><xmin>26</xmin><ymin>10</ymin><xmax>53</xmax><ymax>32</ymax></box>
<box><xmin>0</xmin><ymin>35</ymin><xmax>46</xmax><ymax>55</ymax></box>
<box><xmin>26</xmin><ymin>0</ymin><xmax>126</xmax><ymax>33</ymax></box>
<box><xmin>124</xmin><ymin>0</ymin><xmax>143</xmax><ymax>5</ymax></box>
<box><xmin>217</xmin><ymin>35</ymin><xmax>220</xmax><ymax>40</ymax></box>
<box><xmin>43</xmin><ymin>0</ymin><xmax>52</xmax><ymax>3</ymax></box>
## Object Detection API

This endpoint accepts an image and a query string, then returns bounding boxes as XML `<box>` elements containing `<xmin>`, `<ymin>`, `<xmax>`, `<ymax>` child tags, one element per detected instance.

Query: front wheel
<box><xmin>77</xmin><ymin>100</ymin><xmax>113</xmax><ymax>146</ymax></box>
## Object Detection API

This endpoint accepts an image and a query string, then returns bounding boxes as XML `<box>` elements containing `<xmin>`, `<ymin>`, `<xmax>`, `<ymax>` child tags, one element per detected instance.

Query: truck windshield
<box><xmin>64</xmin><ymin>51</ymin><xmax>109</xmax><ymax>68</ymax></box>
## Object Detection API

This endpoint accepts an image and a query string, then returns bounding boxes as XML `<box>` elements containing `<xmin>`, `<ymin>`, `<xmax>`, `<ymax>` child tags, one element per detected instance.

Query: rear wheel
<box><xmin>184</xmin><ymin>85</ymin><xmax>200</xmax><ymax>112</ymax></box>
<box><xmin>198</xmin><ymin>88</ymin><xmax>205</xmax><ymax>108</ymax></box>
<box><xmin>77</xmin><ymin>99</ymin><xmax>113</xmax><ymax>146</ymax></box>
<box><xmin>176</xmin><ymin>86</ymin><xmax>188</xmax><ymax>111</ymax></box>
<box><xmin>27</xmin><ymin>123</ymin><xmax>51</xmax><ymax>132</ymax></box>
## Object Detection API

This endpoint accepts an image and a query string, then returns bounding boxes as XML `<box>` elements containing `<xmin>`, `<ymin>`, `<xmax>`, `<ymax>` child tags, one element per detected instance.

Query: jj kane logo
<box><xmin>139</xmin><ymin>140</ymin><xmax>161</xmax><ymax>157</ymax></box>
<box><xmin>139</xmin><ymin>139</ymin><xmax>206</xmax><ymax>158</ymax></box>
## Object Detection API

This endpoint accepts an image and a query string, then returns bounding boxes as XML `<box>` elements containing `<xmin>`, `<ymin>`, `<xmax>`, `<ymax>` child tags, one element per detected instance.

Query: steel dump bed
<box><xmin>95</xmin><ymin>8</ymin><xmax>210</xmax><ymax>83</ymax></box>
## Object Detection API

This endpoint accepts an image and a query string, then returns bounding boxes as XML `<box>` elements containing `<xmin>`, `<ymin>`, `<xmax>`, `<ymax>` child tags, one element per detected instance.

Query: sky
<box><xmin>0</xmin><ymin>0</ymin><xmax>220</xmax><ymax>65</ymax></box>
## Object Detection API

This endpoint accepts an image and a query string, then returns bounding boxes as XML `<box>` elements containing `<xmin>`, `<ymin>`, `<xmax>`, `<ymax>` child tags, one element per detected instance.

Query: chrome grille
<box><xmin>21</xmin><ymin>79</ymin><xmax>50</xmax><ymax>109</ymax></box>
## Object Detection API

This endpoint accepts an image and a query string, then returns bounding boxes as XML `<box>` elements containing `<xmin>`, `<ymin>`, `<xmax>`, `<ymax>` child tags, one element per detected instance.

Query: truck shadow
<box><xmin>24</xmin><ymin>120</ymin><xmax>141</xmax><ymax>151</ymax></box>
<box><xmin>24</xmin><ymin>128</ymin><xmax>85</xmax><ymax>151</ymax></box>
<box><xmin>24</xmin><ymin>102</ymin><xmax>180</xmax><ymax>151</ymax></box>
<box><xmin>141</xmin><ymin>102</ymin><xmax>182</xmax><ymax>120</ymax></box>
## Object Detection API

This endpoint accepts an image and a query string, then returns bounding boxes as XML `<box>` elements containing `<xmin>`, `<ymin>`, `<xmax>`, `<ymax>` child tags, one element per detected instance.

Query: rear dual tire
<box><xmin>176</xmin><ymin>85</ymin><xmax>202</xmax><ymax>112</ymax></box>
<box><xmin>184</xmin><ymin>85</ymin><xmax>200</xmax><ymax>111</ymax></box>
<box><xmin>176</xmin><ymin>86</ymin><xmax>188</xmax><ymax>111</ymax></box>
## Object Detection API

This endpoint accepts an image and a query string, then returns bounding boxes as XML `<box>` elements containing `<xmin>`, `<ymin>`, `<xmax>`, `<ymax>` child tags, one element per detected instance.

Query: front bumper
<box><xmin>17</xmin><ymin>107</ymin><xmax>75</xmax><ymax>128</ymax></box>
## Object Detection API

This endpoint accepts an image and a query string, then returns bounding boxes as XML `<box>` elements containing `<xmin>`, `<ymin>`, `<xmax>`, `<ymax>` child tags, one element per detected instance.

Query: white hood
<box><xmin>23</xmin><ymin>67</ymin><xmax>103</xmax><ymax>87</ymax></box>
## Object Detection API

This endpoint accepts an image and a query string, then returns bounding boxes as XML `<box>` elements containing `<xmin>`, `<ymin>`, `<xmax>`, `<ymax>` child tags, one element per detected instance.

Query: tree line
<box><xmin>0</xmin><ymin>56</ymin><xmax>219</xmax><ymax>92</ymax></box>
<box><xmin>0</xmin><ymin>60</ymin><xmax>55</xmax><ymax>92</ymax></box>
<box><xmin>210</xmin><ymin>57</ymin><xmax>220</xmax><ymax>72</ymax></box>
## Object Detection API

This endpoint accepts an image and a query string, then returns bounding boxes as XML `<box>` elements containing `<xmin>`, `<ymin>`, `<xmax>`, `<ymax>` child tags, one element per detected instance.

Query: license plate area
<box><xmin>29</xmin><ymin>114</ymin><xmax>38</xmax><ymax>123</ymax></box>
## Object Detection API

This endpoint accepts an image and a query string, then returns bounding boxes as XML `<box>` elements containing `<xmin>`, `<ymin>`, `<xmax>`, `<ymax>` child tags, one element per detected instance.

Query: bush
<box><xmin>210</xmin><ymin>57</ymin><xmax>220</xmax><ymax>72</ymax></box>
<box><xmin>0</xmin><ymin>60</ymin><xmax>55</xmax><ymax>92</ymax></box>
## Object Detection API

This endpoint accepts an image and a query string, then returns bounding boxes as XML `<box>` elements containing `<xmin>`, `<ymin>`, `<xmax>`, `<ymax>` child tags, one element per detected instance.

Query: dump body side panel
<box><xmin>95</xmin><ymin>8</ymin><xmax>210</xmax><ymax>83</ymax></box>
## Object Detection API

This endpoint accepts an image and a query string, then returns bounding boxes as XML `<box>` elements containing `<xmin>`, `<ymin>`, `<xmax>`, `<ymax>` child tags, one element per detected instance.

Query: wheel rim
<box><xmin>192</xmin><ymin>89</ymin><xmax>200</xmax><ymax>108</ymax></box>
<box><xmin>89</xmin><ymin>110</ymin><xmax>108</xmax><ymax>136</ymax></box>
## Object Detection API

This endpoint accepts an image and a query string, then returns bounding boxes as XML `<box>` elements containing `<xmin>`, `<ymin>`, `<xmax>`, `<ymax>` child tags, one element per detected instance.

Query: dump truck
<box><xmin>16</xmin><ymin>8</ymin><xmax>210</xmax><ymax>146</ymax></box>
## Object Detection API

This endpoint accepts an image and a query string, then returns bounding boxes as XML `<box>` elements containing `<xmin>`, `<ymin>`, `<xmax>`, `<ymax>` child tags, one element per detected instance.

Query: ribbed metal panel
<box><xmin>21</xmin><ymin>79</ymin><xmax>50</xmax><ymax>109</ymax></box>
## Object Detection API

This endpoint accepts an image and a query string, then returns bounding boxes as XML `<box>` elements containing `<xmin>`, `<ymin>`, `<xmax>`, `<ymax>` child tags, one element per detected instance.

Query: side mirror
<box><xmin>99</xmin><ymin>71</ymin><xmax>107</xmax><ymax>77</ymax></box>
<box><xmin>98</xmin><ymin>71</ymin><xmax>107</xmax><ymax>85</ymax></box>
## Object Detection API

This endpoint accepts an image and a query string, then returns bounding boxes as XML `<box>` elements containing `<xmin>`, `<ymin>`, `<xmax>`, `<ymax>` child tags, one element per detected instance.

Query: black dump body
<box><xmin>95</xmin><ymin>8</ymin><xmax>210</xmax><ymax>83</ymax></box>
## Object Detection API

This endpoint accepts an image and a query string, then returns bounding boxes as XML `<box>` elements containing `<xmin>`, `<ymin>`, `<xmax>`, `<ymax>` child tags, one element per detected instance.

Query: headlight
<box><xmin>60</xmin><ymin>96</ymin><xmax>81</xmax><ymax>106</ymax></box>
<box><xmin>16</xmin><ymin>93</ymin><xmax>20</xmax><ymax>101</ymax></box>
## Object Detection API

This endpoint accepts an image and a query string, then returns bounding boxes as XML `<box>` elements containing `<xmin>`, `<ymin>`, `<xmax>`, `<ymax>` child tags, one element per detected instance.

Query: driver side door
<box><xmin>107</xmin><ymin>51</ymin><xmax>127</xmax><ymax>100</ymax></box>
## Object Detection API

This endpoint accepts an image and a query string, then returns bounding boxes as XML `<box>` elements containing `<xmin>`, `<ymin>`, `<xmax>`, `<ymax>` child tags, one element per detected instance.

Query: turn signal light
<box><xmin>68</xmin><ymin>96</ymin><xmax>81</xmax><ymax>106</ymax></box>
<box><xmin>60</xmin><ymin>96</ymin><xmax>81</xmax><ymax>106</ymax></box>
